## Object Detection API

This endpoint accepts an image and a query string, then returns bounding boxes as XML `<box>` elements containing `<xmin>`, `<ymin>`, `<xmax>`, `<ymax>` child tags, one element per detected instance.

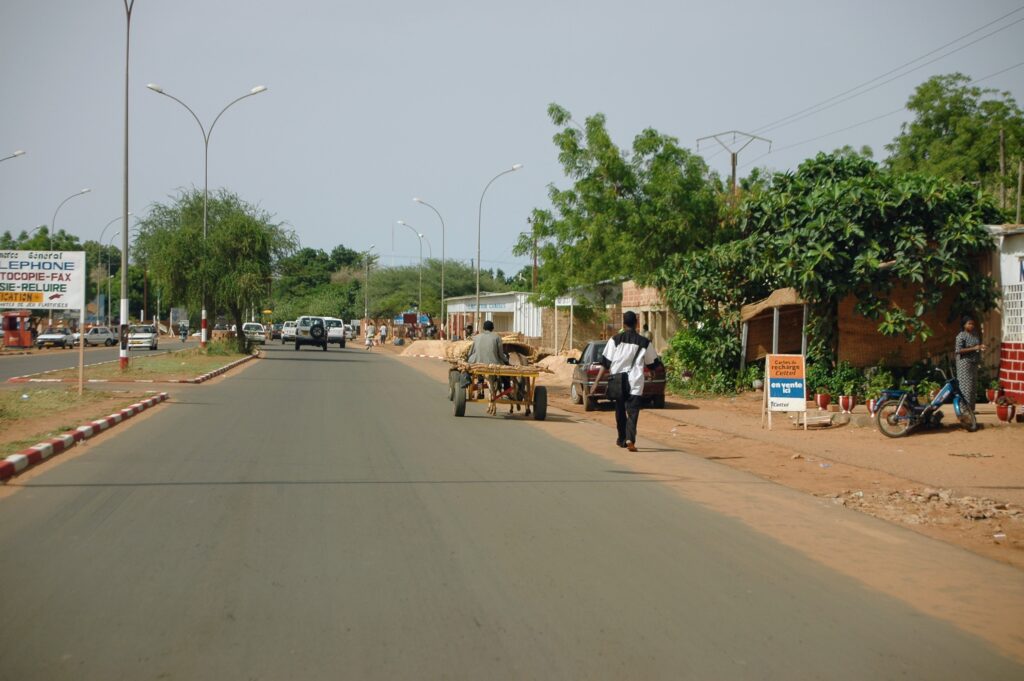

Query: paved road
<box><xmin>0</xmin><ymin>341</ymin><xmax>184</xmax><ymax>382</ymax></box>
<box><xmin>0</xmin><ymin>343</ymin><xmax>1020</xmax><ymax>680</ymax></box>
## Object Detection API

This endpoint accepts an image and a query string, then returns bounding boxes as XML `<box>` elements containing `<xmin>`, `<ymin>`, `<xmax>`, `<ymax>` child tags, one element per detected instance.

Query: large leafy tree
<box><xmin>886</xmin><ymin>73</ymin><xmax>1024</xmax><ymax>211</ymax></box>
<box><xmin>659</xmin><ymin>153</ymin><xmax>1002</xmax><ymax>370</ymax></box>
<box><xmin>514</xmin><ymin>104</ymin><xmax>721</xmax><ymax>308</ymax></box>
<box><xmin>135</xmin><ymin>189</ymin><xmax>296</xmax><ymax>350</ymax></box>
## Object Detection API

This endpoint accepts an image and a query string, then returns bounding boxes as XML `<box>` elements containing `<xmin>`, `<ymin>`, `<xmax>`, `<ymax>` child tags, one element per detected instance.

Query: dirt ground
<box><xmin>392</xmin><ymin>339</ymin><xmax>1024</xmax><ymax>570</ymax></box>
<box><xmin>0</xmin><ymin>388</ymin><xmax>160</xmax><ymax>453</ymax></box>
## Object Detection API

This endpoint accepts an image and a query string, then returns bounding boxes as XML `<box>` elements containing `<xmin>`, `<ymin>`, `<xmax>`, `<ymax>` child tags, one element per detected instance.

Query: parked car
<box><xmin>127</xmin><ymin>324</ymin><xmax>159</xmax><ymax>350</ymax></box>
<box><xmin>242</xmin><ymin>322</ymin><xmax>267</xmax><ymax>344</ymax></box>
<box><xmin>324</xmin><ymin>317</ymin><xmax>347</xmax><ymax>348</ymax></box>
<box><xmin>281</xmin><ymin>320</ymin><xmax>297</xmax><ymax>344</ymax></box>
<box><xmin>294</xmin><ymin>315</ymin><xmax>328</xmax><ymax>351</ymax></box>
<box><xmin>36</xmin><ymin>327</ymin><xmax>73</xmax><ymax>349</ymax></box>
<box><xmin>568</xmin><ymin>340</ymin><xmax>666</xmax><ymax>411</ymax></box>
<box><xmin>72</xmin><ymin>326</ymin><xmax>117</xmax><ymax>346</ymax></box>
<box><xmin>344</xmin><ymin>324</ymin><xmax>355</xmax><ymax>341</ymax></box>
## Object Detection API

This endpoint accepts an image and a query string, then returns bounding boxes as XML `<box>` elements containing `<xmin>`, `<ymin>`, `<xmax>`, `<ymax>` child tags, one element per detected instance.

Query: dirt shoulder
<box><xmin>391</xmin><ymin>339</ymin><xmax>1024</xmax><ymax>570</ymax></box>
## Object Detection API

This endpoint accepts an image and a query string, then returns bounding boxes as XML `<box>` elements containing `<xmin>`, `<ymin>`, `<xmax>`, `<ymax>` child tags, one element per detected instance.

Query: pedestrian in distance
<box><xmin>593</xmin><ymin>310</ymin><xmax>659</xmax><ymax>452</ymax></box>
<box><xmin>366</xmin><ymin>322</ymin><xmax>376</xmax><ymax>347</ymax></box>
<box><xmin>379</xmin><ymin>323</ymin><xmax>388</xmax><ymax>346</ymax></box>
<box><xmin>954</xmin><ymin>315</ymin><xmax>985</xmax><ymax>409</ymax></box>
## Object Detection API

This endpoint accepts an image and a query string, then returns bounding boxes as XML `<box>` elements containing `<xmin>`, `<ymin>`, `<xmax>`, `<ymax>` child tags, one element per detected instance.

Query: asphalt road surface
<box><xmin>0</xmin><ymin>342</ymin><xmax>181</xmax><ymax>382</ymax></box>
<box><xmin>0</xmin><ymin>343</ymin><xmax>1020</xmax><ymax>680</ymax></box>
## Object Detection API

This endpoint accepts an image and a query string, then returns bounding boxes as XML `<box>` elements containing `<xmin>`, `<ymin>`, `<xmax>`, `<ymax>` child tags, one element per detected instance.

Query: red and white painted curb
<box><xmin>0</xmin><ymin>392</ymin><xmax>169</xmax><ymax>483</ymax></box>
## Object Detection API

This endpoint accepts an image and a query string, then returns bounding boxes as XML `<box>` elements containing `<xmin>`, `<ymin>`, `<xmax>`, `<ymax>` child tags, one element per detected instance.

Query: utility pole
<box><xmin>1000</xmin><ymin>128</ymin><xmax>1007</xmax><ymax>210</ymax></box>
<box><xmin>696</xmin><ymin>130</ymin><xmax>771</xmax><ymax>194</ymax></box>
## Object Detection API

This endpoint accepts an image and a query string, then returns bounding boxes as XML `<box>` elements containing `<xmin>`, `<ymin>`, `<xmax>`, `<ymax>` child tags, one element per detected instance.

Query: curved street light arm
<box><xmin>475</xmin><ymin>164</ymin><xmax>523</xmax><ymax>328</ymax></box>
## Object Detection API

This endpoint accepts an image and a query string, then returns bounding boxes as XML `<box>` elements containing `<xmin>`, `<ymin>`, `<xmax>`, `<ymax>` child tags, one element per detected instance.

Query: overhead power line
<box><xmin>752</xmin><ymin>6</ymin><xmax>1024</xmax><ymax>136</ymax></box>
<box><xmin>740</xmin><ymin>61</ymin><xmax>1024</xmax><ymax>170</ymax></box>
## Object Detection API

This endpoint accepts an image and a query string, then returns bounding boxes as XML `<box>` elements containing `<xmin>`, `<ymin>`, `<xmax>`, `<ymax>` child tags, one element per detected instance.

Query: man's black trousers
<box><xmin>615</xmin><ymin>394</ymin><xmax>642</xmax><ymax>445</ymax></box>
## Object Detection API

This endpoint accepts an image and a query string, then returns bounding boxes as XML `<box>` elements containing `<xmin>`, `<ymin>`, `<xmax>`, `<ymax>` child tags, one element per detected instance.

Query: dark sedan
<box><xmin>568</xmin><ymin>340</ymin><xmax>666</xmax><ymax>411</ymax></box>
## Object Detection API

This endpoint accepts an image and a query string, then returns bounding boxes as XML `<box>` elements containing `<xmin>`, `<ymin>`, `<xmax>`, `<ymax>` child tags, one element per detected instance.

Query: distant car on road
<box><xmin>324</xmin><ymin>317</ymin><xmax>347</xmax><ymax>348</ymax></box>
<box><xmin>36</xmin><ymin>327</ymin><xmax>73</xmax><ymax>349</ymax></box>
<box><xmin>128</xmin><ymin>324</ymin><xmax>158</xmax><ymax>350</ymax></box>
<box><xmin>72</xmin><ymin>326</ymin><xmax>117</xmax><ymax>346</ymax></box>
<box><xmin>568</xmin><ymin>340</ymin><xmax>666</xmax><ymax>411</ymax></box>
<box><xmin>344</xmin><ymin>324</ymin><xmax>355</xmax><ymax>341</ymax></box>
<box><xmin>270</xmin><ymin>323</ymin><xmax>283</xmax><ymax>340</ymax></box>
<box><xmin>294</xmin><ymin>315</ymin><xmax>328</xmax><ymax>351</ymax></box>
<box><xmin>242</xmin><ymin>322</ymin><xmax>267</xmax><ymax>345</ymax></box>
<box><xmin>281</xmin><ymin>320</ymin><xmax>297</xmax><ymax>344</ymax></box>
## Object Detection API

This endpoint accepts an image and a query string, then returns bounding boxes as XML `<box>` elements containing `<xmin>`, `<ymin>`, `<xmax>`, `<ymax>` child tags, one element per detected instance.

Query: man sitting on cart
<box><xmin>465</xmin><ymin>320</ymin><xmax>510</xmax><ymax>405</ymax></box>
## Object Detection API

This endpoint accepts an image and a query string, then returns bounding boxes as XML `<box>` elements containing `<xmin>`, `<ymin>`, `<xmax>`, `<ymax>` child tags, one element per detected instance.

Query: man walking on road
<box><xmin>593</xmin><ymin>311</ymin><xmax>659</xmax><ymax>451</ymax></box>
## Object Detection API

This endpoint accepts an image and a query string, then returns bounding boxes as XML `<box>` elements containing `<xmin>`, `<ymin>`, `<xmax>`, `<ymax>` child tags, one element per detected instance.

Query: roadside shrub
<box><xmin>663</xmin><ymin>324</ymin><xmax>743</xmax><ymax>395</ymax></box>
<box><xmin>203</xmin><ymin>339</ymin><xmax>237</xmax><ymax>356</ymax></box>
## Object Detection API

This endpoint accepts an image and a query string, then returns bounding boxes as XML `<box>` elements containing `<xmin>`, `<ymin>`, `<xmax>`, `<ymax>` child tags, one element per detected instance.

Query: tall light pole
<box><xmin>49</xmin><ymin>188</ymin><xmax>91</xmax><ymax>325</ymax></box>
<box><xmin>397</xmin><ymin>220</ymin><xmax>423</xmax><ymax>315</ymax></box>
<box><xmin>147</xmin><ymin>82</ymin><xmax>268</xmax><ymax>348</ymax></box>
<box><xmin>414</xmin><ymin>197</ymin><xmax>446</xmax><ymax>332</ymax></box>
<box><xmin>363</xmin><ymin>244</ymin><xmax>376</xmax><ymax>325</ymax></box>
<box><xmin>475</xmin><ymin>164</ymin><xmax>522</xmax><ymax>330</ymax></box>
<box><xmin>120</xmin><ymin>0</ymin><xmax>136</xmax><ymax>369</ymax></box>
<box><xmin>1</xmin><ymin>150</ymin><xmax>25</xmax><ymax>163</ymax></box>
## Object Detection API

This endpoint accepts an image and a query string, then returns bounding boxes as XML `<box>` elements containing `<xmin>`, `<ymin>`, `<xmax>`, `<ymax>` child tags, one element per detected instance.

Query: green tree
<box><xmin>886</xmin><ymin>73</ymin><xmax>1024</xmax><ymax>211</ymax></box>
<box><xmin>514</xmin><ymin>104</ymin><xmax>721</xmax><ymax>308</ymax></box>
<box><xmin>135</xmin><ymin>189</ymin><xmax>296</xmax><ymax>351</ymax></box>
<box><xmin>658</xmin><ymin>153</ymin><xmax>1002</xmax><ymax>375</ymax></box>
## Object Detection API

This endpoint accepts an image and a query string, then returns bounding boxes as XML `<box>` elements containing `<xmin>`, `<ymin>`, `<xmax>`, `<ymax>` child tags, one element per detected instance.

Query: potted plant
<box><xmin>986</xmin><ymin>379</ymin><xmax>1002</xmax><ymax>404</ymax></box>
<box><xmin>814</xmin><ymin>386</ymin><xmax>831</xmax><ymax>410</ymax></box>
<box><xmin>863</xmin><ymin>366</ymin><xmax>893</xmax><ymax>415</ymax></box>
<box><xmin>996</xmin><ymin>395</ymin><xmax>1017</xmax><ymax>424</ymax></box>
<box><xmin>918</xmin><ymin>379</ymin><xmax>941</xmax><ymax>403</ymax></box>
<box><xmin>838</xmin><ymin>380</ymin><xmax>858</xmax><ymax>413</ymax></box>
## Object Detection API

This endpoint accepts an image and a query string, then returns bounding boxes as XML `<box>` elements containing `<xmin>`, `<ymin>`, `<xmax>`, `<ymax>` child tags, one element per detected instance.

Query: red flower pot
<box><xmin>867</xmin><ymin>398</ymin><xmax>879</xmax><ymax>415</ymax></box>
<box><xmin>996</xmin><ymin>404</ymin><xmax>1016</xmax><ymax>423</ymax></box>
<box><xmin>815</xmin><ymin>393</ymin><xmax>831</xmax><ymax>410</ymax></box>
<box><xmin>986</xmin><ymin>388</ymin><xmax>1000</xmax><ymax>404</ymax></box>
<box><xmin>838</xmin><ymin>395</ymin><xmax>856</xmax><ymax>413</ymax></box>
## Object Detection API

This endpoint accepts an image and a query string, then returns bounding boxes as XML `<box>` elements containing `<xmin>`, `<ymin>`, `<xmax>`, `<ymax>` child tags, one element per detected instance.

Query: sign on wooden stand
<box><xmin>761</xmin><ymin>354</ymin><xmax>807</xmax><ymax>430</ymax></box>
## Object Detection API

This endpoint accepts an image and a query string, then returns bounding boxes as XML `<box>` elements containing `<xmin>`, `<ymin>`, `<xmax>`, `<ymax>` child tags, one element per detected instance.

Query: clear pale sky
<box><xmin>1</xmin><ymin>1</ymin><xmax>1022</xmax><ymax>274</ymax></box>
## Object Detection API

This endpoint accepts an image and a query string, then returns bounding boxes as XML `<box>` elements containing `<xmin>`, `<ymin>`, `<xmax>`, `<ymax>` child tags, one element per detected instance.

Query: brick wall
<box><xmin>837</xmin><ymin>287</ymin><xmax>961</xmax><ymax>367</ymax></box>
<box><xmin>1000</xmin><ymin>341</ymin><xmax>1024</xmax><ymax>402</ymax></box>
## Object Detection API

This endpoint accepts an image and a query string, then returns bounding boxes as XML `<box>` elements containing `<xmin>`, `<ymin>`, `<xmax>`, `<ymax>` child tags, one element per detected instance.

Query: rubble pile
<box><xmin>824</xmin><ymin>487</ymin><xmax>1022</xmax><ymax>535</ymax></box>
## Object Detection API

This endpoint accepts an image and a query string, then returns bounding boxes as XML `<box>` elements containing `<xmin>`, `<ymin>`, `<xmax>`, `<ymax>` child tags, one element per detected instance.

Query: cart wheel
<box><xmin>448</xmin><ymin>370</ymin><xmax>459</xmax><ymax>401</ymax></box>
<box><xmin>533</xmin><ymin>386</ymin><xmax>547</xmax><ymax>421</ymax></box>
<box><xmin>454</xmin><ymin>385</ymin><xmax>467</xmax><ymax>417</ymax></box>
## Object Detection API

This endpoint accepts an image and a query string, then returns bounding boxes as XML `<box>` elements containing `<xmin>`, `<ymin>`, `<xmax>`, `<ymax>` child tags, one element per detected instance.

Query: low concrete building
<box><xmin>445</xmin><ymin>291</ymin><xmax>543</xmax><ymax>340</ymax></box>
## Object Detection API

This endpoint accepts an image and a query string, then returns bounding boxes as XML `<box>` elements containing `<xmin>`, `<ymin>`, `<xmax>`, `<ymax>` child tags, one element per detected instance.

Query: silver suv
<box><xmin>294</xmin><ymin>315</ymin><xmax>328</xmax><ymax>351</ymax></box>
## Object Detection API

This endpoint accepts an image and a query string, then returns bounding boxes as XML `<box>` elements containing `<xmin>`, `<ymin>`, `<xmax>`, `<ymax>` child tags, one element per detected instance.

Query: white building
<box><xmin>445</xmin><ymin>291</ymin><xmax>543</xmax><ymax>339</ymax></box>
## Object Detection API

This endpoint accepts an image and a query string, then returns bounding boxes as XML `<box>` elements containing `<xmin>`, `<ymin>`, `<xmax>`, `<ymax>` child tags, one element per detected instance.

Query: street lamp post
<box><xmin>475</xmin><ymin>164</ymin><xmax>522</xmax><ymax>330</ymax></box>
<box><xmin>1</xmin><ymin>150</ymin><xmax>25</xmax><ymax>163</ymax></box>
<box><xmin>49</xmin><ymin>188</ymin><xmax>91</xmax><ymax>325</ymax></box>
<box><xmin>413</xmin><ymin>197</ymin><xmax>446</xmax><ymax>332</ymax></box>
<box><xmin>397</xmin><ymin>221</ymin><xmax>424</xmax><ymax>316</ymax></box>
<box><xmin>147</xmin><ymin>82</ymin><xmax>267</xmax><ymax>348</ymax></box>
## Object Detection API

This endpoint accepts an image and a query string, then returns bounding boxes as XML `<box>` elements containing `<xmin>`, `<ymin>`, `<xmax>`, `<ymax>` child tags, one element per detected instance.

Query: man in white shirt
<box><xmin>593</xmin><ymin>311</ymin><xmax>659</xmax><ymax>451</ymax></box>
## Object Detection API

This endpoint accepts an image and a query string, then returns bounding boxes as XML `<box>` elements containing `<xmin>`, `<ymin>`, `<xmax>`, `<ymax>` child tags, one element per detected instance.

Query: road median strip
<box><xmin>6</xmin><ymin>352</ymin><xmax>257</xmax><ymax>384</ymax></box>
<box><xmin>0</xmin><ymin>392</ymin><xmax>169</xmax><ymax>482</ymax></box>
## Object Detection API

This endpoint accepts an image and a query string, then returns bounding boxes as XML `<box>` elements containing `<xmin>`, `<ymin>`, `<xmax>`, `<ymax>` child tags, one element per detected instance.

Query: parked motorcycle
<box><xmin>874</xmin><ymin>368</ymin><xmax>977</xmax><ymax>438</ymax></box>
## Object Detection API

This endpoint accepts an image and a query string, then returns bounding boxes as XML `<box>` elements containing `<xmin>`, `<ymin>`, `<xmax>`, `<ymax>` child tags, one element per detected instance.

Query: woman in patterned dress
<box><xmin>954</xmin><ymin>316</ymin><xmax>985</xmax><ymax>408</ymax></box>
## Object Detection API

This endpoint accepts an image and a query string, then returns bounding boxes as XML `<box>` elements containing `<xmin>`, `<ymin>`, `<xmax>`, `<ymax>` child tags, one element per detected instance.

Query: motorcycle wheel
<box><xmin>875</xmin><ymin>402</ymin><xmax>913</xmax><ymax>438</ymax></box>
<box><xmin>956</xmin><ymin>400</ymin><xmax>978</xmax><ymax>432</ymax></box>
